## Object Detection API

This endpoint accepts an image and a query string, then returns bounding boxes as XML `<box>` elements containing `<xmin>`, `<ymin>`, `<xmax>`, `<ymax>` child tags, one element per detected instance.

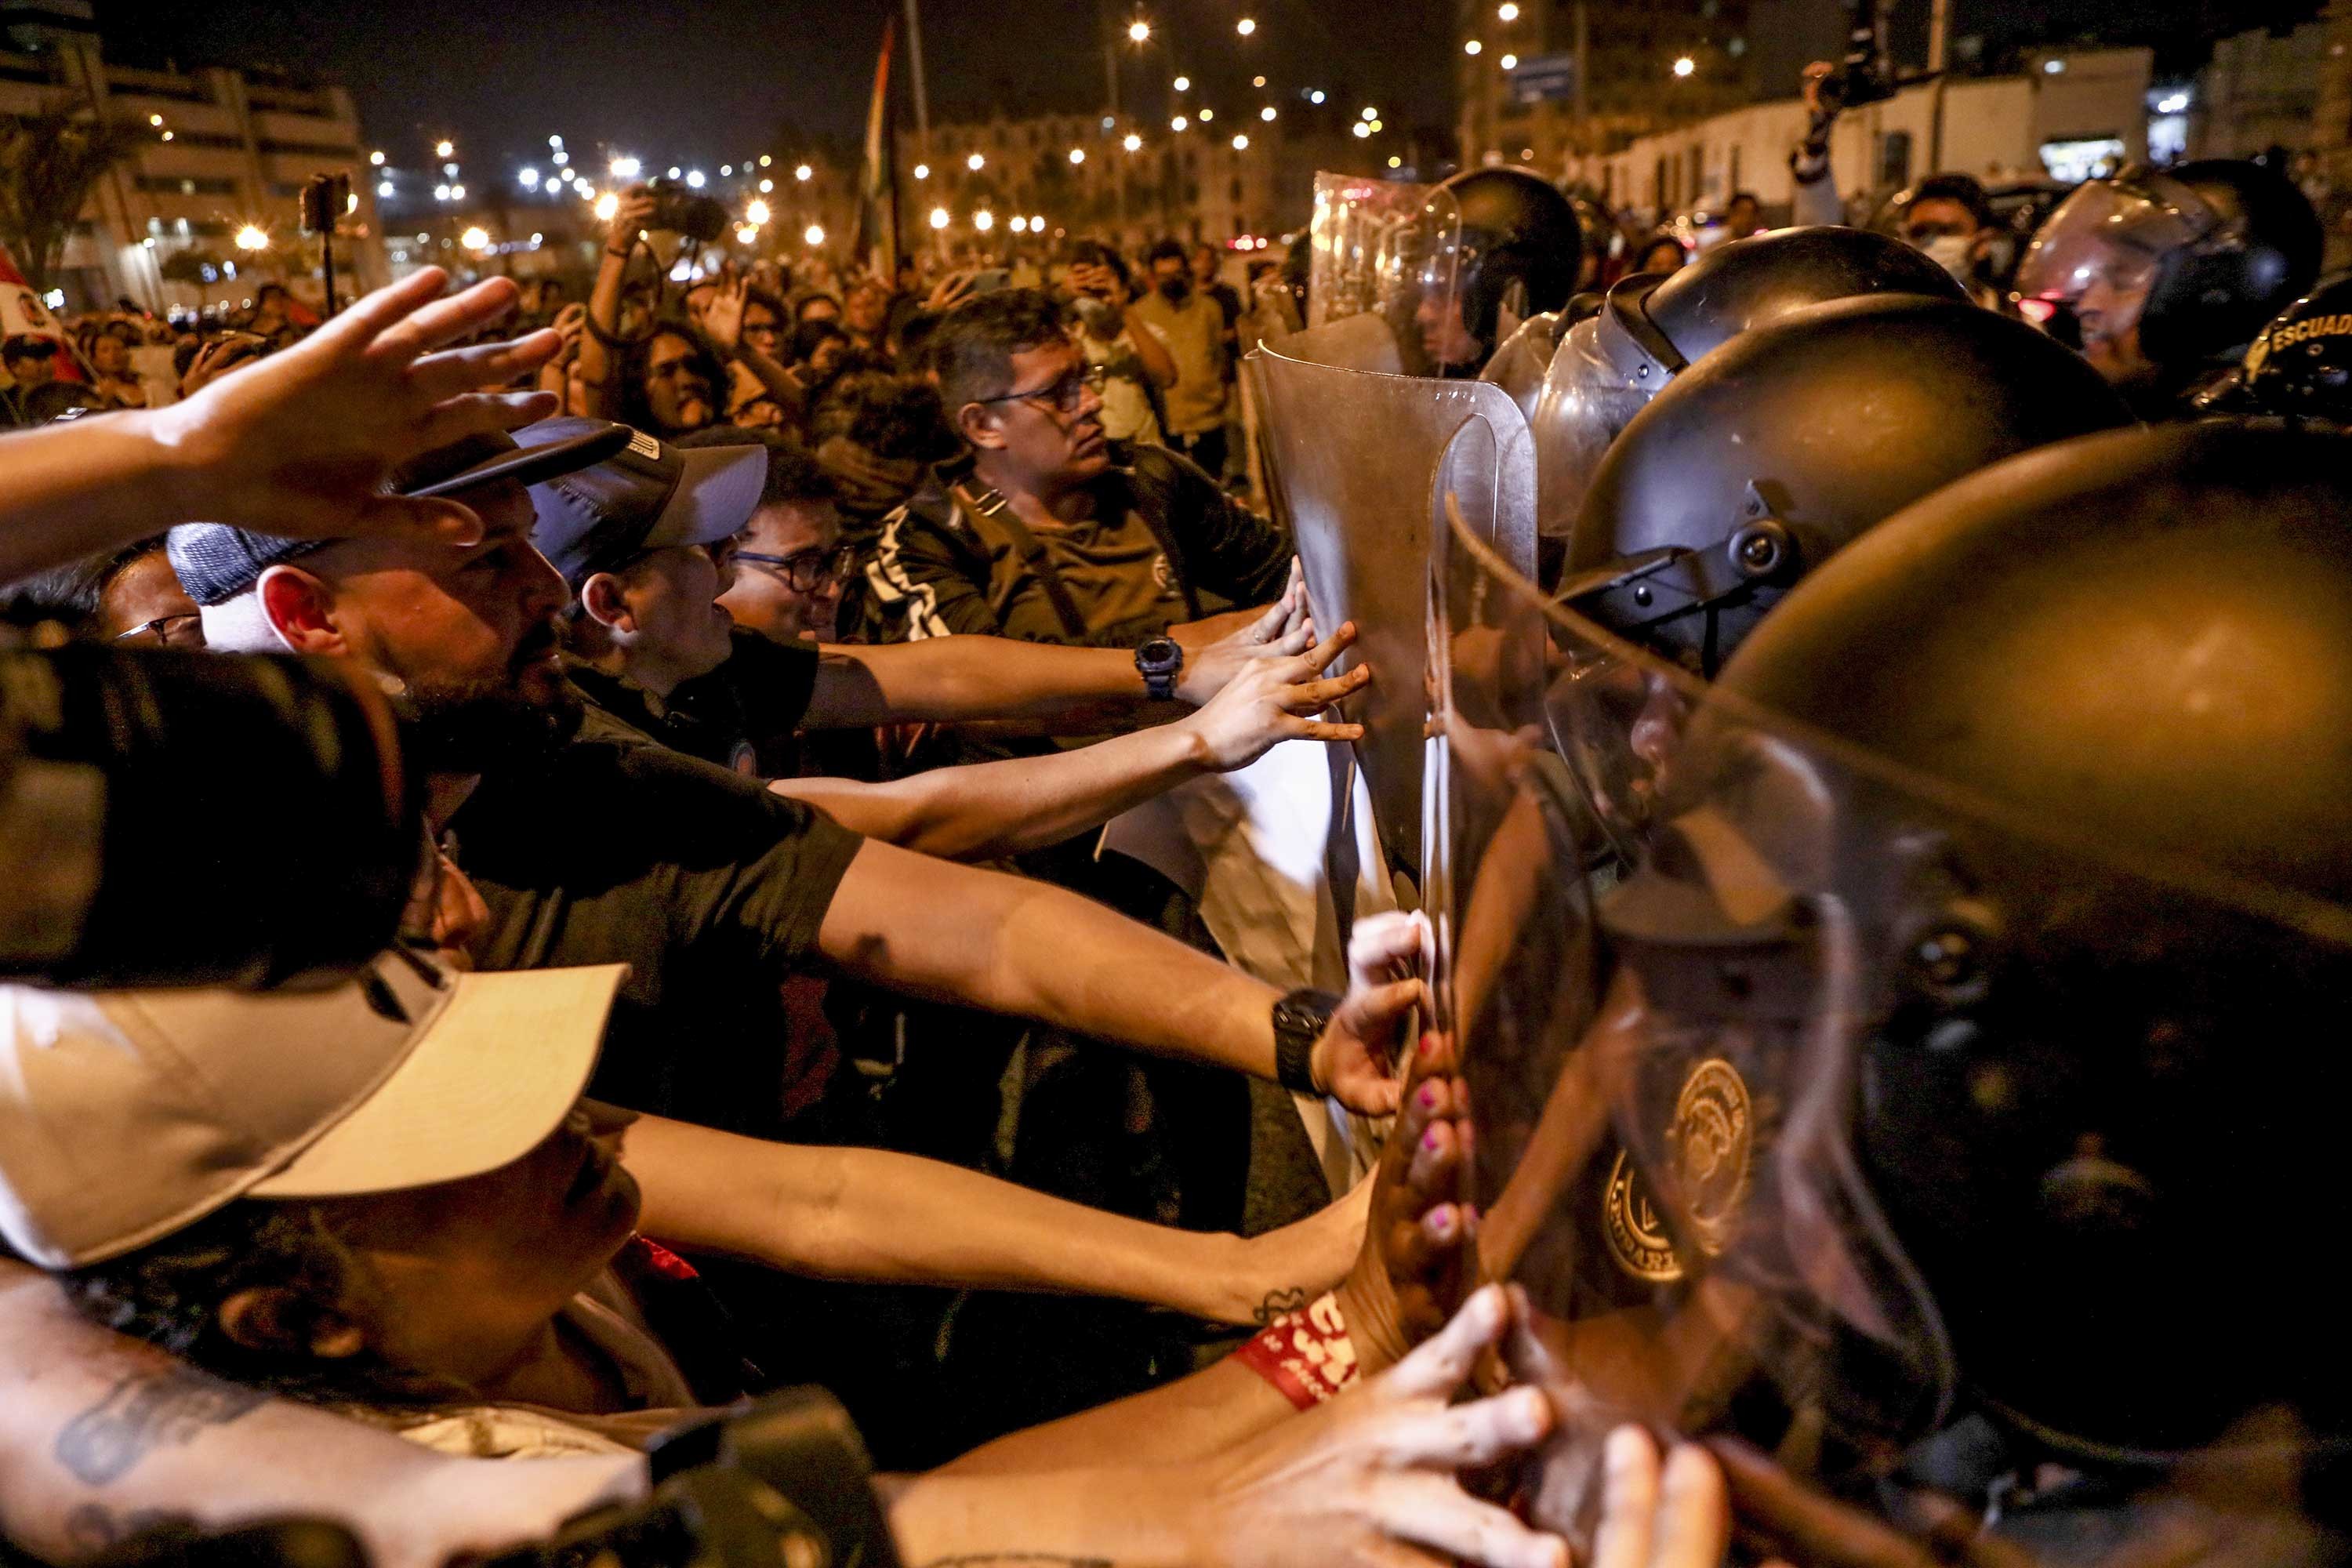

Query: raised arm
<box><xmin>776</xmin><ymin>626</ymin><xmax>1366</xmax><ymax>860</ymax></box>
<box><xmin>804</xmin><ymin>564</ymin><xmax>1314</xmax><ymax>729</ymax></box>
<box><xmin>624</xmin><ymin>1114</ymin><xmax>1363</xmax><ymax>1327</ymax></box>
<box><xmin>814</xmin><ymin>836</ymin><xmax>1419</xmax><ymax>1115</ymax></box>
<box><xmin>0</xmin><ymin>1261</ymin><xmax>641</xmax><ymax>1568</ymax></box>
<box><xmin>576</xmin><ymin>185</ymin><xmax>658</xmax><ymax>419</ymax></box>
<box><xmin>0</xmin><ymin>268</ymin><xmax>555</xmax><ymax>582</ymax></box>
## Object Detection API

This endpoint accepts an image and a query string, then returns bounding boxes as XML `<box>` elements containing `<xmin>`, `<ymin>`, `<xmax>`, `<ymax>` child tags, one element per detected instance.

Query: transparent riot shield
<box><xmin>1445</xmin><ymin>532</ymin><xmax>2352</xmax><ymax>1566</ymax></box>
<box><xmin>1294</xmin><ymin>175</ymin><xmax>1462</xmax><ymax>377</ymax></box>
<box><xmin>1248</xmin><ymin>330</ymin><xmax>1534</xmax><ymax>884</ymax></box>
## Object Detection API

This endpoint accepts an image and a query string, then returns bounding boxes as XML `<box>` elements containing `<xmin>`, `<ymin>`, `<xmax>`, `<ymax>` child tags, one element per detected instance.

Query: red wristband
<box><xmin>1231</xmin><ymin>1291</ymin><xmax>1359</xmax><ymax>1410</ymax></box>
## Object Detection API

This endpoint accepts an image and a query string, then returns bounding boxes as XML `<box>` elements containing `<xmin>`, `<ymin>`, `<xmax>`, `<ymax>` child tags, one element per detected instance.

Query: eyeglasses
<box><xmin>112</xmin><ymin>612</ymin><xmax>204</xmax><ymax>648</ymax></box>
<box><xmin>974</xmin><ymin>362</ymin><xmax>1105</xmax><ymax>414</ymax></box>
<box><xmin>733</xmin><ymin>544</ymin><xmax>858</xmax><ymax>592</ymax></box>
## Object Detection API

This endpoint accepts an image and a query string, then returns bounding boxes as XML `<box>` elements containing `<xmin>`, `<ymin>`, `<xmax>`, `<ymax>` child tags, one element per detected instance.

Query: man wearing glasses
<box><xmin>867</xmin><ymin>288</ymin><xmax>1293</xmax><ymax>660</ymax></box>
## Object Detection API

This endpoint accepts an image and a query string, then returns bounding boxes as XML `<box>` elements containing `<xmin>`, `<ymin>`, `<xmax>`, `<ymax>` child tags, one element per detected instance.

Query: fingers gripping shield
<box><xmin>1248</xmin><ymin>342</ymin><xmax>1534</xmax><ymax>883</ymax></box>
<box><xmin>1443</xmin><ymin>555</ymin><xmax>2352</xmax><ymax>1558</ymax></box>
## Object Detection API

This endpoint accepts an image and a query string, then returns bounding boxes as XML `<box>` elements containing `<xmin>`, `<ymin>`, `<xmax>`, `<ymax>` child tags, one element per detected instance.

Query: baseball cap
<box><xmin>521</xmin><ymin>418</ymin><xmax>767</xmax><ymax>590</ymax></box>
<box><xmin>2</xmin><ymin>334</ymin><xmax>58</xmax><ymax>361</ymax></box>
<box><xmin>167</xmin><ymin>419</ymin><xmax>635</xmax><ymax>608</ymax></box>
<box><xmin>0</xmin><ymin>952</ymin><xmax>626</xmax><ymax>1269</ymax></box>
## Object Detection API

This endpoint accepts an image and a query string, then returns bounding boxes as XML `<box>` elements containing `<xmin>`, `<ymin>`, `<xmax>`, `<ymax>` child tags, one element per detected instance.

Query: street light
<box><xmin>1123</xmin><ymin>132</ymin><xmax>1143</xmax><ymax>151</ymax></box>
<box><xmin>930</xmin><ymin>206</ymin><xmax>950</xmax><ymax>229</ymax></box>
<box><xmin>1310</xmin><ymin>89</ymin><xmax>1326</xmax><ymax>103</ymax></box>
<box><xmin>1672</xmin><ymin>55</ymin><xmax>1695</xmax><ymax>76</ymax></box>
<box><xmin>735</xmin><ymin>224</ymin><xmax>759</xmax><ymax>245</ymax></box>
<box><xmin>1011</xmin><ymin>216</ymin><xmax>1029</xmax><ymax>233</ymax></box>
<box><xmin>1232</xmin><ymin>132</ymin><xmax>1250</xmax><ymax>150</ymax></box>
<box><xmin>596</xmin><ymin>192</ymin><xmax>620</xmax><ymax>221</ymax></box>
<box><xmin>434</xmin><ymin>140</ymin><xmax>454</xmax><ymax>158</ymax></box>
<box><xmin>1030</xmin><ymin>214</ymin><xmax>1044</xmax><ymax>229</ymax></box>
<box><xmin>1498</xmin><ymin>1</ymin><xmax>1519</xmax><ymax>16</ymax></box>
<box><xmin>974</xmin><ymin>209</ymin><xmax>995</xmax><ymax>231</ymax></box>
<box><xmin>461</xmin><ymin>227</ymin><xmax>491</xmax><ymax>252</ymax></box>
<box><xmin>746</xmin><ymin>198</ymin><xmax>771</xmax><ymax>225</ymax></box>
<box><xmin>1253</xmin><ymin>74</ymin><xmax>1265</xmax><ymax>86</ymax></box>
<box><xmin>1501</xmin><ymin>53</ymin><xmax>1518</xmax><ymax>68</ymax></box>
<box><xmin>1363</xmin><ymin>105</ymin><xmax>1378</xmax><ymax>118</ymax></box>
<box><xmin>1261</xmin><ymin>105</ymin><xmax>1276</xmax><ymax>121</ymax></box>
<box><xmin>1069</xmin><ymin>147</ymin><xmax>1086</xmax><ymax>163</ymax></box>
<box><xmin>1352</xmin><ymin>122</ymin><xmax>1370</xmax><ymax>139</ymax></box>
<box><xmin>967</xmin><ymin>152</ymin><xmax>985</xmax><ymax>171</ymax></box>
<box><xmin>805</xmin><ymin>223</ymin><xmax>826</xmax><ymax>245</ymax></box>
<box><xmin>369</xmin><ymin>149</ymin><xmax>385</xmax><ymax>165</ymax></box>
<box><xmin>914</xmin><ymin>162</ymin><xmax>930</xmax><ymax>180</ymax></box>
<box><xmin>449</xmin><ymin>183</ymin><xmax>466</xmax><ymax>199</ymax></box>
<box><xmin>796</xmin><ymin>163</ymin><xmax>814</xmax><ymax>181</ymax></box>
<box><xmin>434</xmin><ymin>183</ymin><xmax>451</xmax><ymax>200</ymax></box>
<box><xmin>377</xmin><ymin>179</ymin><xmax>394</xmax><ymax>197</ymax></box>
<box><xmin>1236</xmin><ymin>16</ymin><xmax>1254</xmax><ymax>34</ymax></box>
<box><xmin>686</xmin><ymin>169</ymin><xmax>706</xmax><ymax>187</ymax></box>
<box><xmin>1173</xmin><ymin>74</ymin><xmax>1189</xmax><ymax>91</ymax></box>
<box><xmin>520</xmin><ymin>166</ymin><xmax>539</xmax><ymax>186</ymax></box>
<box><xmin>610</xmin><ymin>156</ymin><xmax>640</xmax><ymax>178</ymax></box>
<box><xmin>1171</xmin><ymin>114</ymin><xmax>1189</xmax><ymax>131</ymax></box>
<box><xmin>1199</xmin><ymin>107</ymin><xmax>1214</xmax><ymax>121</ymax></box>
<box><xmin>1127</xmin><ymin>17</ymin><xmax>1151</xmax><ymax>42</ymax></box>
<box><xmin>759</xmin><ymin>178</ymin><xmax>773</xmax><ymax>192</ymax></box>
<box><xmin>234</xmin><ymin>224</ymin><xmax>268</xmax><ymax>251</ymax></box>
<box><xmin>1465</xmin><ymin>38</ymin><xmax>1482</xmax><ymax>54</ymax></box>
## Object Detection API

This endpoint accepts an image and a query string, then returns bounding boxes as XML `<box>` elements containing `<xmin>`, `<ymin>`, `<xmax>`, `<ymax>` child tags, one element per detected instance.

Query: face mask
<box><xmin>1922</xmin><ymin>234</ymin><xmax>1976</xmax><ymax>283</ymax></box>
<box><xmin>1157</xmin><ymin>274</ymin><xmax>1191</xmax><ymax>302</ymax></box>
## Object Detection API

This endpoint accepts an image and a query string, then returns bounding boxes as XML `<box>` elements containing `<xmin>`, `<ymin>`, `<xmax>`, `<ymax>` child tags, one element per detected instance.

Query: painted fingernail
<box><xmin>1418</xmin><ymin>1031</ymin><xmax>1440</xmax><ymax>1058</ymax></box>
<box><xmin>1418</xmin><ymin>1083</ymin><xmax>1440</xmax><ymax>1109</ymax></box>
<box><xmin>1422</xmin><ymin>1126</ymin><xmax>1443</xmax><ymax>1151</ymax></box>
<box><xmin>1427</xmin><ymin>1204</ymin><xmax>1457</xmax><ymax>1237</ymax></box>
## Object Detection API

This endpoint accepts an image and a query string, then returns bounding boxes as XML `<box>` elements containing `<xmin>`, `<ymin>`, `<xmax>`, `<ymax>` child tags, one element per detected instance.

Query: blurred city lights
<box><xmin>610</xmin><ymin>156</ymin><xmax>641</xmax><ymax>178</ymax></box>
<box><xmin>1236</xmin><ymin>16</ymin><xmax>1254</xmax><ymax>34</ymax></box>
<box><xmin>966</xmin><ymin>152</ymin><xmax>985</xmax><ymax>170</ymax></box>
<box><xmin>746</xmin><ymin>198</ymin><xmax>771</xmax><ymax>224</ymax></box>
<box><xmin>685</xmin><ymin>169</ymin><xmax>706</xmax><ymax>187</ymax></box>
<box><xmin>1232</xmin><ymin>132</ymin><xmax>1249</xmax><ymax>149</ymax></box>
<box><xmin>930</xmin><ymin>206</ymin><xmax>950</xmax><ymax>229</ymax></box>
<box><xmin>805</xmin><ymin>223</ymin><xmax>826</xmax><ymax>245</ymax></box>
<box><xmin>1069</xmin><ymin>147</ymin><xmax>1086</xmax><ymax>163</ymax></box>
<box><xmin>520</xmin><ymin>166</ymin><xmax>539</xmax><ymax>186</ymax></box>
<box><xmin>1501</xmin><ymin>53</ymin><xmax>1518</xmax><ymax>68</ymax></box>
<box><xmin>914</xmin><ymin>162</ymin><xmax>931</xmax><ymax>179</ymax></box>
<box><xmin>434</xmin><ymin>139</ymin><xmax>454</xmax><ymax>157</ymax></box>
<box><xmin>369</xmin><ymin>149</ymin><xmax>385</xmax><ymax>165</ymax></box>
<box><xmin>234</xmin><ymin>225</ymin><xmax>267</xmax><ymax>250</ymax></box>
<box><xmin>973</xmin><ymin>209</ymin><xmax>995</xmax><ymax>231</ymax></box>
<box><xmin>1172</xmin><ymin>114</ymin><xmax>1189</xmax><ymax>131</ymax></box>
<box><xmin>797</xmin><ymin>163</ymin><xmax>814</xmax><ymax>181</ymax></box>
<box><xmin>1173</xmin><ymin>74</ymin><xmax>1189</xmax><ymax>90</ymax></box>
<box><xmin>596</xmin><ymin>192</ymin><xmax>620</xmax><ymax>220</ymax></box>
<box><xmin>1261</xmin><ymin>105</ymin><xmax>1276</xmax><ymax>120</ymax></box>
<box><xmin>1672</xmin><ymin>55</ymin><xmax>1695</xmax><ymax>75</ymax></box>
<box><xmin>1127</xmin><ymin>18</ymin><xmax>1151</xmax><ymax>41</ymax></box>
<box><xmin>1123</xmin><ymin>132</ymin><xmax>1143</xmax><ymax>151</ymax></box>
<box><xmin>461</xmin><ymin>226</ymin><xmax>490</xmax><ymax>251</ymax></box>
<box><xmin>1465</xmin><ymin>38</ymin><xmax>1482</xmax><ymax>54</ymax></box>
<box><xmin>1498</xmin><ymin>1</ymin><xmax>1519</xmax><ymax>16</ymax></box>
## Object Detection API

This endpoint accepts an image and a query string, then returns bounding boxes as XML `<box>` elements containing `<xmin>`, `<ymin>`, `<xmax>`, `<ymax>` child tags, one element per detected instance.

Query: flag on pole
<box><xmin>851</xmin><ymin>16</ymin><xmax>899</xmax><ymax>283</ymax></box>
<box><xmin>0</xmin><ymin>239</ymin><xmax>86</xmax><ymax>381</ymax></box>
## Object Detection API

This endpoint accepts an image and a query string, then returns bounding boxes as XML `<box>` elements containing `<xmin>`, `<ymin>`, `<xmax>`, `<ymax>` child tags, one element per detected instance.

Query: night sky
<box><xmin>94</xmin><ymin>0</ymin><xmax>1460</xmax><ymax>172</ymax></box>
<box><xmin>91</xmin><ymin>0</ymin><xmax>2321</xmax><ymax>179</ymax></box>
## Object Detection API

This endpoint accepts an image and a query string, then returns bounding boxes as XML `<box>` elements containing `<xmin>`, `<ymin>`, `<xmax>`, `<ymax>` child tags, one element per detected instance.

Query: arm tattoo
<box><xmin>1251</xmin><ymin>1286</ymin><xmax>1308</xmax><ymax>1327</ymax></box>
<box><xmin>54</xmin><ymin>1367</ymin><xmax>267</xmax><ymax>1486</ymax></box>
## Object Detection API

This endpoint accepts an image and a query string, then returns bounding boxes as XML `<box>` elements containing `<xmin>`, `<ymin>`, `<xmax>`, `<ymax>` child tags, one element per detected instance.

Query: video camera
<box><xmin>0</xmin><ymin>644</ymin><xmax>420</xmax><ymax>991</ymax></box>
<box><xmin>646</xmin><ymin>179</ymin><xmax>731</xmax><ymax>246</ymax></box>
<box><xmin>1813</xmin><ymin>0</ymin><xmax>1898</xmax><ymax>113</ymax></box>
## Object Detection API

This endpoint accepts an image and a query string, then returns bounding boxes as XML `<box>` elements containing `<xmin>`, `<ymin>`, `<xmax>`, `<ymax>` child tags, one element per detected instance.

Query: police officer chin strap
<box><xmin>1558</xmin><ymin>481</ymin><xmax>1802</xmax><ymax>672</ymax></box>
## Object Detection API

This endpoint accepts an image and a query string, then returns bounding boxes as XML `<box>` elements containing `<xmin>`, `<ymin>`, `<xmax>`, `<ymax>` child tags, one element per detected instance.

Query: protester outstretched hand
<box><xmin>1175</xmin><ymin>559</ymin><xmax>1323</xmax><ymax>703</ymax></box>
<box><xmin>1312</xmin><ymin>911</ymin><xmax>1434</xmax><ymax>1116</ymax></box>
<box><xmin>146</xmin><ymin>267</ymin><xmax>557</xmax><ymax>546</ymax></box>
<box><xmin>1193</xmin><ymin>1284</ymin><xmax>1567</xmax><ymax>1568</ymax></box>
<box><xmin>1183</xmin><ymin>620</ymin><xmax>1370</xmax><ymax>769</ymax></box>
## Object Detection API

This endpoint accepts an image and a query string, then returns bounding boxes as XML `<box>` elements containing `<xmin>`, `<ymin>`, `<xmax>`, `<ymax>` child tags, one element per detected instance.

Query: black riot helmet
<box><xmin>1602</xmin><ymin>421</ymin><xmax>2352</xmax><ymax>1466</ymax></box>
<box><xmin>1419</xmin><ymin>167</ymin><xmax>1581</xmax><ymax>369</ymax></box>
<box><xmin>1531</xmin><ymin>226</ymin><xmax>1967</xmax><ymax>550</ymax></box>
<box><xmin>1559</xmin><ymin>293</ymin><xmax>2131</xmax><ymax>673</ymax></box>
<box><xmin>2016</xmin><ymin>160</ymin><xmax>2321</xmax><ymax>382</ymax></box>
<box><xmin>2233</xmin><ymin>272</ymin><xmax>2352</xmax><ymax>424</ymax></box>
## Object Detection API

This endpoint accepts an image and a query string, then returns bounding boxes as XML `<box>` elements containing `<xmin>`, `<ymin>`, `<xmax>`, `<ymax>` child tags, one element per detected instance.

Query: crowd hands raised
<box><xmin>0</xmin><ymin>259</ymin><xmax>1743</xmax><ymax>1568</ymax></box>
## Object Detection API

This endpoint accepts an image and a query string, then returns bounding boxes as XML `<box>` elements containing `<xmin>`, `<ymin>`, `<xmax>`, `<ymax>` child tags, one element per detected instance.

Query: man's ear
<box><xmin>255</xmin><ymin>565</ymin><xmax>346</xmax><ymax>657</ymax></box>
<box><xmin>956</xmin><ymin>401</ymin><xmax>1008</xmax><ymax>451</ymax></box>
<box><xmin>217</xmin><ymin>1285</ymin><xmax>368</xmax><ymax>1361</ymax></box>
<box><xmin>579</xmin><ymin>571</ymin><xmax>635</xmax><ymax>633</ymax></box>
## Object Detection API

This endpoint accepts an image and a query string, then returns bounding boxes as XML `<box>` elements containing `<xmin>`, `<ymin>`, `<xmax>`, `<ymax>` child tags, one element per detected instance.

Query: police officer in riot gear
<box><xmin>2014</xmin><ymin>158</ymin><xmax>2322</xmax><ymax>418</ymax></box>
<box><xmin>1556</xmin><ymin>292</ymin><xmax>2129</xmax><ymax>673</ymax></box>
<box><xmin>1530</xmin><ymin>224</ymin><xmax>1965</xmax><ymax>555</ymax></box>
<box><xmin>1412</xmin><ymin>167</ymin><xmax>1582</xmax><ymax>378</ymax></box>
<box><xmin>2192</xmin><ymin>271</ymin><xmax>2352</xmax><ymax>426</ymax></box>
<box><xmin>1554</xmin><ymin>420</ymin><xmax>2352</xmax><ymax>1554</ymax></box>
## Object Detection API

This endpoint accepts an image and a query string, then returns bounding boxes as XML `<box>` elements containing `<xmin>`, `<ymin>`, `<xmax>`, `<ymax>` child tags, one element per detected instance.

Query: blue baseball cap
<box><xmin>520</xmin><ymin>418</ymin><xmax>767</xmax><ymax>591</ymax></box>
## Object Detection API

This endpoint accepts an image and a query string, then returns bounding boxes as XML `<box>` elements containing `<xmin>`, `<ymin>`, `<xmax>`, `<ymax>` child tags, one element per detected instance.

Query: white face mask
<box><xmin>1922</xmin><ymin>233</ymin><xmax>1976</xmax><ymax>283</ymax></box>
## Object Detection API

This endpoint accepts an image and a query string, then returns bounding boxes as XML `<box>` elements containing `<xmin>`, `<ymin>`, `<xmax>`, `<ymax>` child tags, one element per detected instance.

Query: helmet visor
<box><xmin>1530</xmin><ymin>311</ymin><xmax>1657</xmax><ymax>540</ymax></box>
<box><xmin>1441</xmin><ymin>526</ymin><xmax>2352</xmax><ymax>1556</ymax></box>
<box><xmin>1305</xmin><ymin>172</ymin><xmax>1464</xmax><ymax>376</ymax></box>
<box><xmin>2014</xmin><ymin>172</ymin><xmax>2216</xmax><ymax>326</ymax></box>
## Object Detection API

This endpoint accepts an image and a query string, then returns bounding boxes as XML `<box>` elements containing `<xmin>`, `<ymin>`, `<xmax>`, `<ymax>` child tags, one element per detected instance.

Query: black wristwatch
<box><xmin>1135</xmin><ymin>633</ymin><xmax>1184</xmax><ymax>701</ymax></box>
<box><xmin>1272</xmin><ymin>987</ymin><xmax>1341</xmax><ymax>1096</ymax></box>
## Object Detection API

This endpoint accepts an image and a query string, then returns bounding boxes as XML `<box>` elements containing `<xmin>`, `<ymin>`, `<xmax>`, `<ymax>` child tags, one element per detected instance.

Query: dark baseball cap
<box><xmin>168</xmin><ymin>419</ymin><xmax>633</xmax><ymax>607</ymax></box>
<box><xmin>521</xmin><ymin>418</ymin><xmax>767</xmax><ymax>590</ymax></box>
<box><xmin>2</xmin><ymin>334</ymin><xmax>58</xmax><ymax>361</ymax></box>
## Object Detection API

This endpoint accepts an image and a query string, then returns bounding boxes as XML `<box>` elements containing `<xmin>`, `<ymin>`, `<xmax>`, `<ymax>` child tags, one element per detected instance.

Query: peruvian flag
<box><xmin>850</xmin><ymin>16</ymin><xmax>898</xmax><ymax>283</ymax></box>
<box><xmin>0</xmin><ymin>239</ymin><xmax>85</xmax><ymax>381</ymax></box>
